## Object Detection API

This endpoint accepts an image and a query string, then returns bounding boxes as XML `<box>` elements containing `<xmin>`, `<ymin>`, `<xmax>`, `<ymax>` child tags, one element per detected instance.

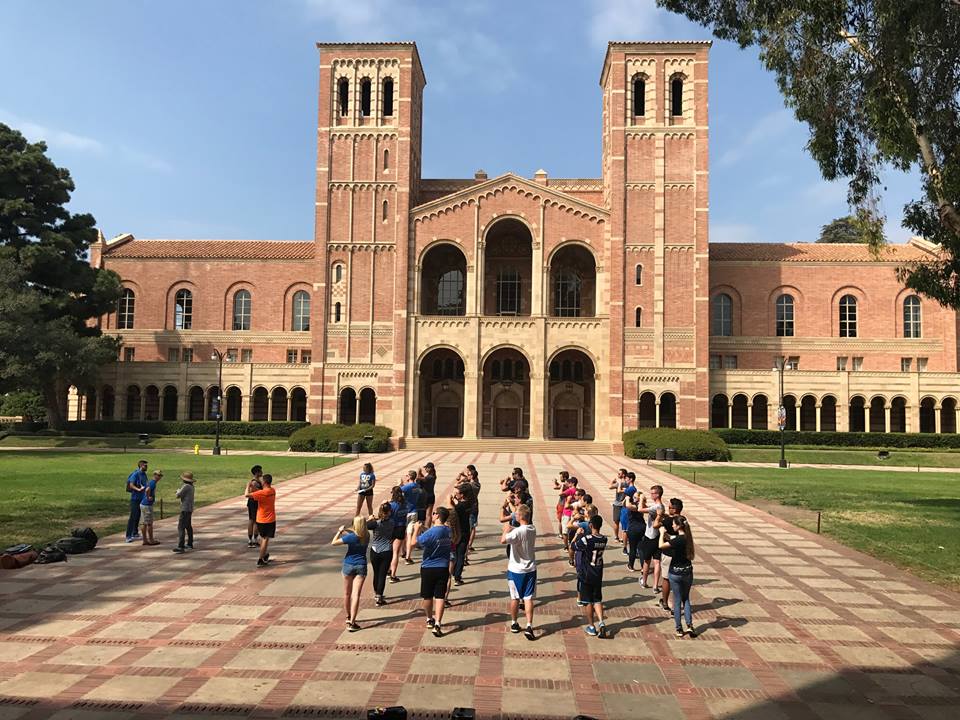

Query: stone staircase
<box><xmin>399</xmin><ymin>438</ymin><xmax>615</xmax><ymax>455</ymax></box>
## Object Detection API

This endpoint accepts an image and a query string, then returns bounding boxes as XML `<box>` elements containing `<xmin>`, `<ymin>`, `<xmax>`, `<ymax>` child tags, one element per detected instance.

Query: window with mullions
<box><xmin>775</xmin><ymin>294</ymin><xmax>794</xmax><ymax>337</ymax></box>
<box><xmin>292</xmin><ymin>290</ymin><xmax>311</xmax><ymax>331</ymax></box>
<box><xmin>903</xmin><ymin>295</ymin><xmax>921</xmax><ymax>338</ymax></box>
<box><xmin>712</xmin><ymin>293</ymin><xmax>732</xmax><ymax>336</ymax></box>
<box><xmin>174</xmin><ymin>289</ymin><xmax>192</xmax><ymax>330</ymax></box>
<box><xmin>118</xmin><ymin>288</ymin><xmax>135</xmax><ymax>329</ymax></box>
<box><xmin>232</xmin><ymin>290</ymin><xmax>251</xmax><ymax>331</ymax></box>
<box><xmin>436</xmin><ymin>269</ymin><xmax>464</xmax><ymax>315</ymax></box>
<box><xmin>496</xmin><ymin>270</ymin><xmax>521</xmax><ymax>315</ymax></box>
<box><xmin>554</xmin><ymin>270</ymin><xmax>581</xmax><ymax>317</ymax></box>
<box><xmin>839</xmin><ymin>295</ymin><xmax>858</xmax><ymax>337</ymax></box>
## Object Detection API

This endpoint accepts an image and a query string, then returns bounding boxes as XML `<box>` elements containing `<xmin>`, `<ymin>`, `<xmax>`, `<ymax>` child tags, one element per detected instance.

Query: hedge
<box><xmin>63</xmin><ymin>420</ymin><xmax>308</xmax><ymax>437</ymax></box>
<box><xmin>288</xmin><ymin>423</ymin><xmax>393</xmax><ymax>453</ymax></box>
<box><xmin>714</xmin><ymin>428</ymin><xmax>960</xmax><ymax>449</ymax></box>
<box><xmin>623</xmin><ymin>428</ymin><xmax>731</xmax><ymax>461</ymax></box>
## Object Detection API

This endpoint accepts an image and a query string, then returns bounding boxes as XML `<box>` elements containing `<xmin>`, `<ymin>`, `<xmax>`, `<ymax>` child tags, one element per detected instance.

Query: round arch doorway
<box><xmin>482</xmin><ymin>347</ymin><xmax>530</xmax><ymax>438</ymax></box>
<box><xmin>418</xmin><ymin>348</ymin><xmax>465</xmax><ymax>437</ymax></box>
<box><xmin>548</xmin><ymin>349</ymin><xmax>595</xmax><ymax>440</ymax></box>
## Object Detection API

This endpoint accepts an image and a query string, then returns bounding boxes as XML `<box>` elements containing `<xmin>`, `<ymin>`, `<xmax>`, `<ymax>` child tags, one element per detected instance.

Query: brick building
<box><xmin>80</xmin><ymin>41</ymin><xmax>960</xmax><ymax>446</ymax></box>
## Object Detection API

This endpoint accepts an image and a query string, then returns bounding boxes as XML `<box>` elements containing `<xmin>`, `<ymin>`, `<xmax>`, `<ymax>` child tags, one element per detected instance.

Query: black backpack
<box><xmin>35</xmin><ymin>545</ymin><xmax>67</xmax><ymax>564</ymax></box>
<box><xmin>71</xmin><ymin>527</ymin><xmax>98</xmax><ymax>549</ymax></box>
<box><xmin>54</xmin><ymin>536</ymin><xmax>93</xmax><ymax>554</ymax></box>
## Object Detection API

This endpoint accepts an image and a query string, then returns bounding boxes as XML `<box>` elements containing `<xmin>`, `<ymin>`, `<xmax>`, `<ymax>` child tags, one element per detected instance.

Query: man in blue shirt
<box><xmin>414</xmin><ymin>507</ymin><xmax>452</xmax><ymax>637</ymax></box>
<box><xmin>140</xmin><ymin>470</ymin><xmax>162</xmax><ymax>545</ymax></box>
<box><xmin>125</xmin><ymin>460</ymin><xmax>148</xmax><ymax>543</ymax></box>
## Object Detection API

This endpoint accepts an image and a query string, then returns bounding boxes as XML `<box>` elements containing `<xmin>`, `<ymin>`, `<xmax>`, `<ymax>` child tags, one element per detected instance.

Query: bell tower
<box><xmin>311</xmin><ymin>43</ymin><xmax>425</xmax><ymax>431</ymax></box>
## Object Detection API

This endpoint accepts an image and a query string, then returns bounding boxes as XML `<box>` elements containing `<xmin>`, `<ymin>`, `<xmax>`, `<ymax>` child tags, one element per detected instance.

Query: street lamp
<box><xmin>210</xmin><ymin>349</ymin><xmax>227</xmax><ymax>455</ymax></box>
<box><xmin>773</xmin><ymin>357</ymin><xmax>793</xmax><ymax>468</ymax></box>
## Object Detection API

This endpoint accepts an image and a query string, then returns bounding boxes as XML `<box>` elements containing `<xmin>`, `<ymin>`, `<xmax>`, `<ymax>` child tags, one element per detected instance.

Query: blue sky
<box><xmin>1</xmin><ymin>0</ymin><xmax>918</xmax><ymax>244</ymax></box>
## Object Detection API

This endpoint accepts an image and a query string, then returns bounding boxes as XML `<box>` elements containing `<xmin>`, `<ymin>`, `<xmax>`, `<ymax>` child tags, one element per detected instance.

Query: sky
<box><xmin>0</xmin><ymin>0</ymin><xmax>920</xmax><ymax>244</ymax></box>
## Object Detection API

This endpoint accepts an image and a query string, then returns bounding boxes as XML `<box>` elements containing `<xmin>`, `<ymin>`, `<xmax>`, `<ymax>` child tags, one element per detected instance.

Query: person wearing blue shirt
<box><xmin>140</xmin><ymin>470</ymin><xmax>162</xmax><ymax>545</ymax></box>
<box><xmin>388</xmin><ymin>485</ymin><xmax>407</xmax><ymax>583</ymax></box>
<box><xmin>125</xmin><ymin>460</ymin><xmax>148</xmax><ymax>543</ymax></box>
<box><xmin>620</xmin><ymin>474</ymin><xmax>637</xmax><ymax>556</ymax></box>
<box><xmin>400</xmin><ymin>472</ymin><xmax>423</xmax><ymax>565</ymax></box>
<box><xmin>414</xmin><ymin>507</ymin><xmax>452</xmax><ymax>637</ymax></box>
<box><xmin>332</xmin><ymin>516</ymin><xmax>369</xmax><ymax>631</ymax></box>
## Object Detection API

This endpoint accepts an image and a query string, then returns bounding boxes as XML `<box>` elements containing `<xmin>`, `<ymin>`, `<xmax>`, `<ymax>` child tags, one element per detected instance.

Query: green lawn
<box><xmin>0</xmin><ymin>451</ymin><xmax>347</xmax><ymax>549</ymax></box>
<box><xmin>664</xmin><ymin>464</ymin><xmax>960</xmax><ymax>588</ymax></box>
<box><xmin>730</xmin><ymin>446</ymin><xmax>960</xmax><ymax>468</ymax></box>
<box><xmin>0</xmin><ymin>435</ymin><xmax>292</xmax><ymax>451</ymax></box>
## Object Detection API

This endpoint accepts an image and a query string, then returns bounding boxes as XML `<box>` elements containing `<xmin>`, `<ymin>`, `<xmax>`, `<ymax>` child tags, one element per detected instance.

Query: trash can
<box><xmin>351</xmin><ymin>441</ymin><xmax>362</xmax><ymax>454</ymax></box>
<box><xmin>655</xmin><ymin>448</ymin><xmax>666</xmax><ymax>461</ymax></box>
<box><xmin>337</xmin><ymin>441</ymin><xmax>349</xmax><ymax>454</ymax></box>
<box><xmin>138</xmin><ymin>433</ymin><xmax>150</xmax><ymax>445</ymax></box>
<box><xmin>665</xmin><ymin>448</ymin><xmax>676</xmax><ymax>461</ymax></box>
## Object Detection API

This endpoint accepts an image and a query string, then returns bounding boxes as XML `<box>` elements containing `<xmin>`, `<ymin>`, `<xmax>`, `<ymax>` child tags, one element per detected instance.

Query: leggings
<box><xmin>371</xmin><ymin>548</ymin><xmax>393</xmax><ymax>597</ymax></box>
<box><xmin>453</xmin><ymin>538</ymin><xmax>468</xmax><ymax>581</ymax></box>
<box><xmin>626</xmin><ymin>527</ymin><xmax>645</xmax><ymax>568</ymax></box>
<box><xmin>668</xmin><ymin>570</ymin><xmax>694</xmax><ymax>628</ymax></box>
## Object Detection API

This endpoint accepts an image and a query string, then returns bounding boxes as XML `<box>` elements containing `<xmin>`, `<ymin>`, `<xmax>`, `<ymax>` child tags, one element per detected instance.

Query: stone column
<box><xmin>815</xmin><ymin>404</ymin><xmax>821</xmax><ymax>432</ymax></box>
<box><xmin>935</xmin><ymin>405</ymin><xmax>942</xmax><ymax>434</ymax></box>
<box><xmin>794</xmin><ymin>404</ymin><xmax>800</xmax><ymax>432</ymax></box>
<box><xmin>747</xmin><ymin>403</ymin><xmax>753</xmax><ymax>430</ymax></box>
<box><xmin>884</xmin><ymin>405</ymin><xmax>891</xmax><ymax>433</ymax></box>
<box><xmin>955</xmin><ymin>406</ymin><xmax>959</xmax><ymax>434</ymax></box>
<box><xmin>139</xmin><ymin>392</ymin><xmax>146</xmax><ymax>421</ymax></box>
<box><xmin>727</xmin><ymin>402</ymin><xmax>733</xmax><ymax>429</ymax></box>
<box><xmin>241</xmin><ymin>395</ymin><xmax>251</xmax><ymax>421</ymax></box>
<box><xmin>655</xmin><ymin>401</ymin><xmax>661</xmax><ymax>428</ymax></box>
<box><xmin>529</xmin><ymin>373</ymin><xmax>545</xmax><ymax>440</ymax></box>
<box><xmin>355</xmin><ymin>396</ymin><xmax>361</xmax><ymax>425</ymax></box>
<box><xmin>267</xmin><ymin>394</ymin><xmax>274</xmax><ymax>422</ymax></box>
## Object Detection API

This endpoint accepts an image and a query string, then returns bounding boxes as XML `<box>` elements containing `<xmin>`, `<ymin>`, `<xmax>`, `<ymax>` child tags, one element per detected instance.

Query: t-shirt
<box><xmin>454</xmin><ymin>502</ymin><xmax>472</xmax><ymax>542</ymax></box>
<box><xmin>420</xmin><ymin>473</ymin><xmax>436</xmax><ymax>499</ymax></box>
<box><xmin>613</xmin><ymin>478</ymin><xmax>628</xmax><ymax>507</ymax></box>
<box><xmin>574</xmin><ymin>533</ymin><xmax>608</xmax><ymax>584</ymax></box>
<box><xmin>659</xmin><ymin>516</ymin><xmax>676</xmax><ymax>558</ymax></box>
<box><xmin>667</xmin><ymin>535</ymin><xmax>692</xmax><ymax>573</ymax></box>
<box><xmin>561</xmin><ymin>488</ymin><xmax>577</xmax><ymax>517</ymax></box>
<box><xmin>176</xmin><ymin>482</ymin><xmax>195</xmax><ymax>512</ymax></box>
<box><xmin>141</xmin><ymin>479</ymin><xmax>157</xmax><ymax>506</ymax></box>
<box><xmin>645</xmin><ymin>501</ymin><xmax>664</xmax><ymax>539</ymax></box>
<box><xmin>389</xmin><ymin>499</ymin><xmax>406</xmax><ymax>527</ymax></box>
<box><xmin>357</xmin><ymin>472</ymin><xmax>376</xmax><ymax>493</ymax></box>
<box><xmin>417</xmin><ymin>525</ymin><xmax>452</xmax><ymax>569</ymax></box>
<box><xmin>248</xmin><ymin>486</ymin><xmax>276</xmax><ymax>523</ymax></box>
<box><xmin>504</xmin><ymin>524</ymin><xmax>537</xmax><ymax>574</ymax></box>
<box><xmin>341</xmin><ymin>532</ymin><xmax>368</xmax><ymax>566</ymax></box>
<box><xmin>126</xmin><ymin>469</ymin><xmax>146</xmax><ymax>503</ymax></box>
<box><xmin>400</xmin><ymin>481</ymin><xmax>422</xmax><ymax>511</ymax></box>
<box><xmin>366</xmin><ymin>518</ymin><xmax>394</xmax><ymax>553</ymax></box>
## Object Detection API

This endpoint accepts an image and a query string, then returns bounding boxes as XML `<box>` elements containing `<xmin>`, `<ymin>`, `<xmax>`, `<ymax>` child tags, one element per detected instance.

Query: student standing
<box><xmin>245</xmin><ymin>474</ymin><xmax>276</xmax><ymax>567</ymax></box>
<box><xmin>367</xmin><ymin>502</ymin><xmax>395</xmax><ymax>606</ymax></box>
<box><xmin>356</xmin><ymin>462</ymin><xmax>376</xmax><ymax>516</ymax></box>
<box><xmin>400</xmin><ymin>471</ymin><xmax>423</xmax><ymax>564</ymax></box>
<box><xmin>420</xmin><ymin>462</ymin><xmax>437</xmax><ymax>526</ymax></box>
<box><xmin>387</xmin><ymin>485</ymin><xmax>407</xmax><ymax>583</ymax></box>
<box><xmin>450</xmin><ymin>484</ymin><xmax>474</xmax><ymax>586</ymax></box>
<box><xmin>639</xmin><ymin>485</ymin><xmax>665</xmax><ymax>592</ymax></box>
<box><xmin>125</xmin><ymin>460</ymin><xmax>148</xmax><ymax>543</ymax></box>
<box><xmin>660</xmin><ymin>516</ymin><xmax>696</xmax><ymax>637</ymax></box>
<box><xmin>414</xmin><ymin>507</ymin><xmax>452</xmax><ymax>637</ymax></box>
<box><xmin>140</xmin><ymin>470</ymin><xmax>162</xmax><ymax>545</ymax></box>
<box><xmin>172</xmin><ymin>472</ymin><xmax>196</xmax><ymax>553</ymax></box>
<box><xmin>609</xmin><ymin>468</ymin><xmax>629</xmax><ymax>540</ymax></box>
<box><xmin>500</xmin><ymin>503</ymin><xmax>537</xmax><ymax>640</ymax></box>
<box><xmin>245</xmin><ymin>465</ymin><xmax>263</xmax><ymax>548</ymax></box>
<box><xmin>332</xmin><ymin>516</ymin><xmax>369</xmax><ymax>630</ymax></box>
<box><xmin>573</xmin><ymin>514</ymin><xmax>608</xmax><ymax>637</ymax></box>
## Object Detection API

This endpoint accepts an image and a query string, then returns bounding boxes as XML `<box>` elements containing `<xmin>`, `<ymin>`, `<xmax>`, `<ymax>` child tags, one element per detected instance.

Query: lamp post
<box><xmin>210</xmin><ymin>349</ymin><xmax>226</xmax><ymax>455</ymax></box>
<box><xmin>774</xmin><ymin>357</ymin><xmax>792</xmax><ymax>468</ymax></box>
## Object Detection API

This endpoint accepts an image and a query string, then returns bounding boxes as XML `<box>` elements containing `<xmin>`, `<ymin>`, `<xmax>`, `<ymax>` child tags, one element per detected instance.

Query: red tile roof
<box><xmin>105</xmin><ymin>239</ymin><xmax>314</xmax><ymax>260</ymax></box>
<box><xmin>709</xmin><ymin>242</ymin><xmax>933</xmax><ymax>263</ymax></box>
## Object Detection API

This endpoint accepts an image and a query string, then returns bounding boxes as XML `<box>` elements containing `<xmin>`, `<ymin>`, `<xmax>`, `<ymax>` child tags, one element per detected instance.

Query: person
<box><xmin>567</xmin><ymin>493</ymin><xmax>595</xmax><ymax>566</ymax></box>
<box><xmin>420</xmin><ymin>462</ymin><xmax>437</xmax><ymax>526</ymax></box>
<box><xmin>655</xmin><ymin>498</ymin><xmax>683</xmax><ymax>612</ymax></box>
<box><xmin>564</xmin><ymin>489</ymin><xmax>588</xmax><ymax>562</ymax></box>
<box><xmin>639</xmin><ymin>485</ymin><xmax>665</xmax><ymax>592</ymax></box>
<box><xmin>245</xmin><ymin>465</ymin><xmax>264</xmax><ymax>548</ymax></box>
<box><xmin>400</xmin><ymin>471</ymin><xmax>424</xmax><ymax>564</ymax></box>
<box><xmin>619</xmin><ymin>473</ymin><xmax>637</xmax><ymax>554</ymax></box>
<box><xmin>367</xmin><ymin>502</ymin><xmax>394</xmax><ymax>606</ymax></box>
<box><xmin>659</xmin><ymin>515</ymin><xmax>696</xmax><ymax>637</ymax></box>
<box><xmin>245</xmin><ymin>474</ymin><xmax>276</xmax><ymax>567</ymax></box>
<box><xmin>125</xmin><ymin>460</ymin><xmax>148</xmax><ymax>543</ymax></box>
<box><xmin>387</xmin><ymin>485</ymin><xmax>407</xmax><ymax>583</ymax></box>
<box><xmin>553</xmin><ymin>471</ymin><xmax>571</xmax><ymax>537</ymax></box>
<box><xmin>414</xmin><ymin>507</ymin><xmax>453</xmax><ymax>637</ymax></box>
<box><xmin>623</xmin><ymin>484</ymin><xmax>647</xmax><ymax>572</ymax></box>
<box><xmin>501</xmin><ymin>503</ymin><xmax>537</xmax><ymax>640</ymax></box>
<box><xmin>442</xmin><ymin>503</ymin><xmax>462</xmax><ymax>607</ymax></box>
<box><xmin>140</xmin><ymin>470</ymin><xmax>162</xmax><ymax>545</ymax></box>
<box><xmin>500</xmin><ymin>467</ymin><xmax>525</xmax><ymax>493</ymax></box>
<box><xmin>573</xmin><ymin>514</ymin><xmax>608</xmax><ymax>637</ymax></box>
<box><xmin>609</xmin><ymin>468</ymin><xmax>629</xmax><ymax>540</ymax></box>
<box><xmin>450</xmin><ymin>483</ymin><xmax>474</xmax><ymax>586</ymax></box>
<box><xmin>172</xmin><ymin>471</ymin><xmax>196</xmax><ymax>553</ymax></box>
<box><xmin>356</xmin><ymin>462</ymin><xmax>376</xmax><ymax>516</ymax></box>
<box><xmin>332</xmin><ymin>516</ymin><xmax>369</xmax><ymax>630</ymax></box>
<box><xmin>560</xmin><ymin>477</ymin><xmax>579</xmax><ymax>549</ymax></box>
<box><xmin>464</xmin><ymin>468</ymin><xmax>481</xmax><ymax>554</ymax></box>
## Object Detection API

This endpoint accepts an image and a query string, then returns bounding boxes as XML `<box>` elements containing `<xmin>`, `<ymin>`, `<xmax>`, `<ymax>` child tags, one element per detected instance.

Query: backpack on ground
<box><xmin>0</xmin><ymin>545</ymin><xmax>38</xmax><ymax>570</ymax></box>
<box><xmin>71</xmin><ymin>527</ymin><xmax>98</xmax><ymax>549</ymax></box>
<box><xmin>54</xmin><ymin>536</ymin><xmax>93</xmax><ymax>554</ymax></box>
<box><xmin>35</xmin><ymin>545</ymin><xmax>67</xmax><ymax>564</ymax></box>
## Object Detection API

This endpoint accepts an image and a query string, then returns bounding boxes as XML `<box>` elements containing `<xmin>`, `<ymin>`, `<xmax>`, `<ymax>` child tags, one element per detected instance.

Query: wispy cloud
<box><xmin>301</xmin><ymin>0</ymin><xmax>397</xmax><ymax>38</ymax></box>
<box><xmin>717</xmin><ymin>108</ymin><xmax>794</xmax><ymax>167</ymax></box>
<box><xmin>587</xmin><ymin>0</ymin><xmax>668</xmax><ymax>47</ymax></box>
<box><xmin>803</xmin><ymin>179</ymin><xmax>848</xmax><ymax>207</ymax></box>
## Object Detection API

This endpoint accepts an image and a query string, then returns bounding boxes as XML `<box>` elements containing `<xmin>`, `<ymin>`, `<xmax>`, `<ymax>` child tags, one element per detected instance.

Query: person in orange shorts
<box><xmin>245</xmin><ymin>474</ymin><xmax>276</xmax><ymax>567</ymax></box>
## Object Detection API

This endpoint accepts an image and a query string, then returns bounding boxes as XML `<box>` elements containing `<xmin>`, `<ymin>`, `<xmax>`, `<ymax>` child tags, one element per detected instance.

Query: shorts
<box><xmin>392</xmin><ymin>525</ymin><xmax>406</xmax><ymax>541</ymax></box>
<box><xmin>420</xmin><ymin>566</ymin><xmax>450</xmax><ymax>599</ymax></box>
<box><xmin>247</xmin><ymin>499</ymin><xmax>258</xmax><ymax>520</ymax></box>
<box><xmin>140</xmin><ymin>504</ymin><xmax>154</xmax><ymax>524</ymax></box>
<box><xmin>357</xmin><ymin>488</ymin><xmax>373</xmax><ymax>497</ymax></box>
<box><xmin>556</xmin><ymin>502</ymin><xmax>565</xmax><ymax>520</ymax></box>
<box><xmin>640</xmin><ymin>536</ymin><xmax>661</xmax><ymax>563</ymax></box>
<box><xmin>425</xmin><ymin>494</ymin><xmax>436</xmax><ymax>506</ymax></box>
<box><xmin>612</xmin><ymin>504</ymin><xmax>623</xmax><ymax>522</ymax></box>
<box><xmin>416</xmin><ymin>508</ymin><xmax>427</xmax><ymax>522</ymax></box>
<box><xmin>469</xmin><ymin>513</ymin><xmax>479</xmax><ymax>530</ymax></box>
<box><xmin>507</xmin><ymin>570</ymin><xmax>537</xmax><ymax>600</ymax></box>
<box><xmin>577</xmin><ymin>578</ymin><xmax>603</xmax><ymax>606</ymax></box>
<box><xmin>342</xmin><ymin>562</ymin><xmax>367</xmax><ymax>577</ymax></box>
<box><xmin>257</xmin><ymin>521</ymin><xmax>276</xmax><ymax>539</ymax></box>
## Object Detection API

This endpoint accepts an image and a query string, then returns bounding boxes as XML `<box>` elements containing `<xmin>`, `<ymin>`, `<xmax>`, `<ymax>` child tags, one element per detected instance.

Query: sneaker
<box><xmin>626</xmin><ymin>565</ymin><xmax>636</xmax><ymax>572</ymax></box>
<box><xmin>247</xmin><ymin>540</ymin><xmax>256</xmax><ymax>548</ymax></box>
<box><xmin>510</xmin><ymin>621</ymin><xmax>521</xmax><ymax>634</ymax></box>
<box><xmin>348</xmin><ymin>621</ymin><xmax>360</xmax><ymax>632</ymax></box>
<box><xmin>432</xmin><ymin>623</ymin><xmax>443</xmax><ymax>637</ymax></box>
<box><xmin>125</xmin><ymin>537</ymin><xmax>135</xmax><ymax>543</ymax></box>
<box><xmin>263</xmin><ymin>553</ymin><xmax>270</xmax><ymax>563</ymax></box>
<box><xmin>686</xmin><ymin>624</ymin><xmax>697</xmax><ymax>638</ymax></box>
<box><xmin>186</xmin><ymin>544</ymin><xmax>194</xmax><ymax>550</ymax></box>
<box><xmin>257</xmin><ymin>558</ymin><xmax>267</xmax><ymax>567</ymax></box>
<box><xmin>639</xmin><ymin>581</ymin><xmax>649</xmax><ymax>589</ymax></box>
<box><xmin>658</xmin><ymin>599</ymin><xmax>671</xmax><ymax>612</ymax></box>
<box><xmin>172</xmin><ymin>547</ymin><xmax>185</xmax><ymax>554</ymax></box>
<box><xmin>654</xmin><ymin>586</ymin><xmax>661</xmax><ymax>594</ymax></box>
<box><xmin>454</xmin><ymin>578</ymin><xmax>464</xmax><ymax>586</ymax></box>
<box><xmin>675</xmin><ymin>627</ymin><xmax>685</xmax><ymax>638</ymax></box>
<box><xmin>132</xmin><ymin>533</ymin><xmax>142</xmax><ymax>540</ymax></box>
<box><xmin>426</xmin><ymin>617</ymin><xmax>436</xmax><ymax>628</ymax></box>
<box><xmin>597</xmin><ymin>623</ymin><xmax>607</xmax><ymax>638</ymax></box>
<box><xmin>524</xmin><ymin>625</ymin><xmax>535</xmax><ymax>641</ymax></box>
<box><xmin>404</xmin><ymin>558</ymin><xmax>414</xmax><ymax>565</ymax></box>
<box><xmin>584</xmin><ymin>625</ymin><xmax>598</xmax><ymax>636</ymax></box>
<box><xmin>375</xmin><ymin>596</ymin><xmax>386</xmax><ymax>606</ymax></box>
<box><xmin>389</xmin><ymin>575</ymin><xmax>399</xmax><ymax>583</ymax></box>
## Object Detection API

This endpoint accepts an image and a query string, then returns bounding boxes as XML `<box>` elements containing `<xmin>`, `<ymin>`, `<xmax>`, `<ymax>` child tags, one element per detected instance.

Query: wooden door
<box><xmin>495</xmin><ymin>408</ymin><xmax>519</xmax><ymax>437</ymax></box>
<box><xmin>554</xmin><ymin>409</ymin><xmax>579</xmax><ymax>438</ymax></box>
<box><xmin>435</xmin><ymin>407</ymin><xmax>461</xmax><ymax>437</ymax></box>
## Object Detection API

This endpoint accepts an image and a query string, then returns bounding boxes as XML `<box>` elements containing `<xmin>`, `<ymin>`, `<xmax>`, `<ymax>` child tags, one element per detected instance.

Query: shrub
<box><xmin>623</xmin><ymin>428</ymin><xmax>731</xmax><ymax>461</ymax></box>
<box><xmin>288</xmin><ymin>423</ymin><xmax>393</xmax><ymax>453</ymax></box>
<box><xmin>63</xmin><ymin>420</ymin><xmax>307</xmax><ymax>437</ymax></box>
<box><xmin>714</xmin><ymin>428</ymin><xmax>960</xmax><ymax>449</ymax></box>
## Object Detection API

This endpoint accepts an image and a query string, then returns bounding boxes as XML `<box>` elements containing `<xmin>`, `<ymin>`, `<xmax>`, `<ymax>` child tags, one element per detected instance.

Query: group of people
<box><xmin>124</xmin><ymin>458</ymin><xmax>195</xmax><ymax>553</ymax></box>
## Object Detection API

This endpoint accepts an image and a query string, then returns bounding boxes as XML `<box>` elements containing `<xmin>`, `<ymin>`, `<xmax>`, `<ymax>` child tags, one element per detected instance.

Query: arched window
<box><xmin>671</xmin><ymin>76</ymin><xmax>684</xmax><ymax>116</ymax></box>
<box><xmin>382</xmin><ymin>199</ymin><xmax>388</xmax><ymax>222</ymax></box>
<box><xmin>333</xmin><ymin>264</ymin><xmax>343</xmax><ymax>283</ymax></box>
<box><xmin>554</xmin><ymin>270</ymin><xmax>581</xmax><ymax>317</ymax></box>
<box><xmin>444</xmin><ymin>358</ymin><xmax>455</xmax><ymax>379</ymax></box>
<box><xmin>632</xmin><ymin>75</ymin><xmax>646</xmax><ymax>116</ymax></box>
<box><xmin>436</xmin><ymin>269</ymin><xmax>464</xmax><ymax>315</ymax></box>
<box><xmin>232</xmin><ymin>289</ymin><xmax>251</xmax><ymax>331</ymax></box>
<box><xmin>776</xmin><ymin>294</ymin><xmax>794</xmax><ymax>337</ymax></box>
<box><xmin>492</xmin><ymin>359</ymin><xmax>501</xmax><ymax>380</ymax></box>
<box><xmin>839</xmin><ymin>295</ymin><xmax>858</xmax><ymax>337</ymax></box>
<box><xmin>549</xmin><ymin>361</ymin><xmax>560</xmax><ymax>381</ymax></box>
<box><xmin>904</xmin><ymin>295</ymin><xmax>921</xmax><ymax>338</ymax></box>
<box><xmin>573</xmin><ymin>361</ymin><xmax>584</xmax><ymax>382</ymax></box>
<box><xmin>382</xmin><ymin>77</ymin><xmax>394</xmax><ymax>116</ymax></box>
<box><xmin>117</xmin><ymin>288</ymin><xmax>135</xmax><ymax>329</ymax></box>
<box><xmin>360</xmin><ymin>78</ymin><xmax>371</xmax><ymax>116</ymax></box>
<box><xmin>383</xmin><ymin>149</ymin><xmax>389</xmax><ymax>171</ymax></box>
<box><xmin>334</xmin><ymin>302</ymin><xmax>341</xmax><ymax>323</ymax></box>
<box><xmin>337</xmin><ymin>77</ymin><xmax>349</xmax><ymax>117</ymax></box>
<box><xmin>432</xmin><ymin>359</ymin><xmax>442</xmax><ymax>379</ymax></box>
<box><xmin>292</xmin><ymin>290</ymin><xmax>311</xmax><ymax>331</ymax></box>
<box><xmin>635</xmin><ymin>264</ymin><xmax>643</xmax><ymax>285</ymax></box>
<box><xmin>635</xmin><ymin>307</ymin><xmax>642</xmax><ymax>328</ymax></box>
<box><xmin>174</xmin><ymin>289</ymin><xmax>192</xmax><ymax>330</ymax></box>
<box><xmin>712</xmin><ymin>293</ymin><xmax>732</xmax><ymax>336</ymax></box>
<box><xmin>496</xmin><ymin>269</ymin><xmax>521</xmax><ymax>315</ymax></box>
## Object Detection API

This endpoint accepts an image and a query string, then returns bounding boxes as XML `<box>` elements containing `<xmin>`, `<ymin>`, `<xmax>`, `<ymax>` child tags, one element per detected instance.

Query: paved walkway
<box><xmin>0</xmin><ymin>451</ymin><xmax>957</xmax><ymax>719</ymax></box>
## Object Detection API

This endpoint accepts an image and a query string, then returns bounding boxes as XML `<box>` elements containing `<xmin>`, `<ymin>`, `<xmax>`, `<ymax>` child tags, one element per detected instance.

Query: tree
<box><xmin>0</xmin><ymin>123</ymin><xmax>121</xmax><ymax>428</ymax></box>
<box><xmin>0</xmin><ymin>391</ymin><xmax>46</xmax><ymax>421</ymax></box>
<box><xmin>659</xmin><ymin>1</ymin><xmax>960</xmax><ymax>305</ymax></box>
<box><xmin>817</xmin><ymin>215</ymin><xmax>868</xmax><ymax>243</ymax></box>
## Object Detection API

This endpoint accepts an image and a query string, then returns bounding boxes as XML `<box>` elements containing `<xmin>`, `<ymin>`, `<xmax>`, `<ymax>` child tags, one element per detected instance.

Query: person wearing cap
<box><xmin>246</xmin><ymin>474</ymin><xmax>276</xmax><ymax>567</ymax></box>
<box><xmin>125</xmin><ymin>459</ymin><xmax>148</xmax><ymax>543</ymax></box>
<box><xmin>172</xmin><ymin>472</ymin><xmax>196</xmax><ymax>554</ymax></box>
<box><xmin>140</xmin><ymin>470</ymin><xmax>162</xmax><ymax>546</ymax></box>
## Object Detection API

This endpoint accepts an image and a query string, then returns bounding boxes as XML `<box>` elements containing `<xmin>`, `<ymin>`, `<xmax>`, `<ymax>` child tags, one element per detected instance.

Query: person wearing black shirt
<box><xmin>573</xmin><ymin>514</ymin><xmax>608</xmax><ymax>637</ymax></box>
<box><xmin>420</xmin><ymin>462</ymin><xmax>437</xmax><ymax>527</ymax></box>
<box><xmin>659</xmin><ymin>515</ymin><xmax>696</xmax><ymax>637</ymax></box>
<box><xmin>450</xmin><ymin>483</ymin><xmax>474</xmax><ymax>585</ymax></box>
<box><xmin>655</xmin><ymin>498</ymin><xmax>683</xmax><ymax>612</ymax></box>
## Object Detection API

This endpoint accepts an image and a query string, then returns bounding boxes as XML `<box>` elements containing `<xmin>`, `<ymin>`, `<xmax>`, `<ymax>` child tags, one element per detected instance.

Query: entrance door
<box><xmin>495</xmin><ymin>408</ymin><xmax>519</xmax><ymax>437</ymax></box>
<box><xmin>554</xmin><ymin>409</ymin><xmax>579</xmax><ymax>438</ymax></box>
<box><xmin>435</xmin><ymin>407</ymin><xmax>460</xmax><ymax>437</ymax></box>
